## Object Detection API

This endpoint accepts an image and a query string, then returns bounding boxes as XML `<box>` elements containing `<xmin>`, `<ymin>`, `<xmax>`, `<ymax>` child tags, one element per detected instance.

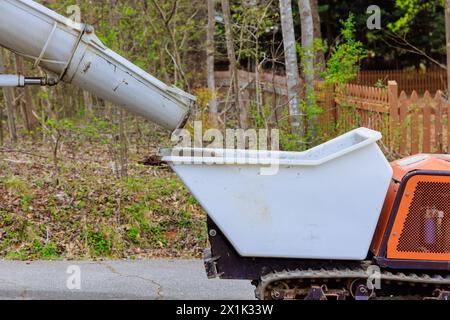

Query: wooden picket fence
<box><xmin>354</xmin><ymin>68</ymin><xmax>447</xmax><ymax>94</ymax></box>
<box><xmin>390</xmin><ymin>87</ymin><xmax>449</xmax><ymax>155</ymax></box>
<box><xmin>215</xmin><ymin>69</ymin><xmax>290</xmax><ymax>127</ymax></box>
<box><xmin>214</xmin><ymin>70</ymin><xmax>450</xmax><ymax>155</ymax></box>
<box><xmin>334</xmin><ymin>83</ymin><xmax>390</xmax><ymax>137</ymax></box>
<box><xmin>336</xmin><ymin>81</ymin><xmax>450</xmax><ymax>155</ymax></box>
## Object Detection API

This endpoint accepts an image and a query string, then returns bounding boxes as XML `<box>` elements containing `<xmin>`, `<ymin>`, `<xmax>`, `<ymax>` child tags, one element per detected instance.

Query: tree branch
<box><xmin>383</xmin><ymin>31</ymin><xmax>447</xmax><ymax>70</ymax></box>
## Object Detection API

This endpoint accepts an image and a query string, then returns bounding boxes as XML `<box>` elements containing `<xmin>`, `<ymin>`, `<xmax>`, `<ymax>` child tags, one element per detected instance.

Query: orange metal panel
<box><xmin>371</xmin><ymin>180</ymin><xmax>399</xmax><ymax>256</ymax></box>
<box><xmin>387</xmin><ymin>174</ymin><xmax>450</xmax><ymax>261</ymax></box>
<box><xmin>372</xmin><ymin>154</ymin><xmax>450</xmax><ymax>257</ymax></box>
<box><xmin>391</xmin><ymin>155</ymin><xmax>450</xmax><ymax>182</ymax></box>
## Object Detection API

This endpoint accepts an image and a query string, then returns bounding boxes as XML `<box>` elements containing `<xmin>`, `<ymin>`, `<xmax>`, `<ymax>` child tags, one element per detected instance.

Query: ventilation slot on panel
<box><xmin>397</xmin><ymin>182</ymin><xmax>450</xmax><ymax>255</ymax></box>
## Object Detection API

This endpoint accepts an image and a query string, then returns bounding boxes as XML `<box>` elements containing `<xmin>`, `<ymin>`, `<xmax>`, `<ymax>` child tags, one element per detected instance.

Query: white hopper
<box><xmin>162</xmin><ymin>128</ymin><xmax>393</xmax><ymax>260</ymax></box>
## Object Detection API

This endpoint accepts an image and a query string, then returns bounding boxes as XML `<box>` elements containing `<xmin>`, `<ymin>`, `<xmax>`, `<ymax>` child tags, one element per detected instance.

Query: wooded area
<box><xmin>1</xmin><ymin>0</ymin><xmax>450</xmax><ymax>260</ymax></box>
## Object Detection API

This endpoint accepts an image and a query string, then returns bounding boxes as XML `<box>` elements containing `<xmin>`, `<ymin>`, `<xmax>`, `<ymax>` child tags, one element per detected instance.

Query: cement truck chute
<box><xmin>0</xmin><ymin>0</ymin><xmax>194</xmax><ymax>131</ymax></box>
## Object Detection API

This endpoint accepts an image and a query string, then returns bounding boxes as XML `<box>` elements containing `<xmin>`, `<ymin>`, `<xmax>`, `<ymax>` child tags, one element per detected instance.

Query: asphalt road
<box><xmin>0</xmin><ymin>260</ymin><xmax>255</xmax><ymax>300</ymax></box>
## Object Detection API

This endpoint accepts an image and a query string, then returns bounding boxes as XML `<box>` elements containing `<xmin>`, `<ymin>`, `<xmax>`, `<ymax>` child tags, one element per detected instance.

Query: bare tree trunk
<box><xmin>207</xmin><ymin>0</ymin><xmax>219</xmax><ymax>127</ymax></box>
<box><xmin>118</xmin><ymin>108</ymin><xmax>128</xmax><ymax>178</ymax></box>
<box><xmin>279</xmin><ymin>0</ymin><xmax>303</xmax><ymax>137</ymax></box>
<box><xmin>150</xmin><ymin>0</ymin><xmax>190</xmax><ymax>91</ymax></box>
<box><xmin>310</xmin><ymin>0</ymin><xmax>325</xmax><ymax>75</ymax></box>
<box><xmin>221</xmin><ymin>0</ymin><xmax>248</xmax><ymax>129</ymax></box>
<box><xmin>15</xmin><ymin>55</ymin><xmax>38</xmax><ymax>132</ymax></box>
<box><xmin>299</xmin><ymin>0</ymin><xmax>316</xmax><ymax>143</ymax></box>
<box><xmin>83</xmin><ymin>90</ymin><xmax>93</xmax><ymax>116</ymax></box>
<box><xmin>0</xmin><ymin>93</ymin><xmax>3</xmax><ymax>145</ymax></box>
<box><xmin>37</xmin><ymin>67</ymin><xmax>54</xmax><ymax>141</ymax></box>
<box><xmin>446</xmin><ymin>0</ymin><xmax>450</xmax><ymax>95</ymax></box>
<box><xmin>0</xmin><ymin>49</ymin><xmax>17</xmax><ymax>143</ymax></box>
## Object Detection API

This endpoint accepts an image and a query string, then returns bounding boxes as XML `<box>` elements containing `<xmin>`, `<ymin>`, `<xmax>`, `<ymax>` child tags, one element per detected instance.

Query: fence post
<box><xmin>389</xmin><ymin>81</ymin><xmax>399</xmax><ymax>149</ymax></box>
<box><xmin>330</xmin><ymin>84</ymin><xmax>337</xmax><ymax>132</ymax></box>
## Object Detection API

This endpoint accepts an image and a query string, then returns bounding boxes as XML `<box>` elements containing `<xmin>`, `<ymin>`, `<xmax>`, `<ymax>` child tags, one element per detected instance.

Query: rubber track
<box><xmin>255</xmin><ymin>267</ymin><xmax>450</xmax><ymax>300</ymax></box>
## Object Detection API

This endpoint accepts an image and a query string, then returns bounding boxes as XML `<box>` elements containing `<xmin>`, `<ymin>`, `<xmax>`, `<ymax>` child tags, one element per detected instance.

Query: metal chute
<box><xmin>0</xmin><ymin>0</ymin><xmax>194</xmax><ymax>130</ymax></box>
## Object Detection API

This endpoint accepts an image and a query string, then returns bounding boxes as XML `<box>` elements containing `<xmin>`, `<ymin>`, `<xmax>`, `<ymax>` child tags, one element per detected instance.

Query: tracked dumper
<box><xmin>163</xmin><ymin>130</ymin><xmax>450</xmax><ymax>300</ymax></box>
<box><xmin>3</xmin><ymin>0</ymin><xmax>450</xmax><ymax>301</ymax></box>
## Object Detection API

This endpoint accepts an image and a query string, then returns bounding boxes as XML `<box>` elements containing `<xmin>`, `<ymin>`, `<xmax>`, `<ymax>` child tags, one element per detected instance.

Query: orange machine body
<box><xmin>372</xmin><ymin>154</ymin><xmax>450</xmax><ymax>269</ymax></box>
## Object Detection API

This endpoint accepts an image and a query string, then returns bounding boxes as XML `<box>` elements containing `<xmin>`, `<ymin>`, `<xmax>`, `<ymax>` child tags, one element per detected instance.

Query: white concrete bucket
<box><xmin>162</xmin><ymin>128</ymin><xmax>393</xmax><ymax>260</ymax></box>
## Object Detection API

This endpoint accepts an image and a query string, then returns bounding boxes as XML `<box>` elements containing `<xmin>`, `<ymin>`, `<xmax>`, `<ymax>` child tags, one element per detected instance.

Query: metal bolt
<box><xmin>359</xmin><ymin>286</ymin><xmax>367</xmax><ymax>294</ymax></box>
<box><xmin>209</xmin><ymin>229</ymin><xmax>217</xmax><ymax>237</ymax></box>
<box><xmin>85</xmin><ymin>24</ymin><xmax>95</xmax><ymax>34</ymax></box>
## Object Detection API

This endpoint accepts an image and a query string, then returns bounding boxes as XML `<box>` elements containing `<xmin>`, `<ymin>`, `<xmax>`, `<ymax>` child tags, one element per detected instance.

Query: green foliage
<box><xmin>229</xmin><ymin>1</ymin><xmax>279</xmax><ymax>63</ymax></box>
<box><xmin>324</xmin><ymin>14</ymin><xmax>366</xmax><ymax>88</ymax></box>
<box><xmin>127</xmin><ymin>227</ymin><xmax>140</xmax><ymax>244</ymax></box>
<box><xmin>32</xmin><ymin>241</ymin><xmax>60</xmax><ymax>260</ymax></box>
<box><xmin>388</xmin><ymin>0</ymin><xmax>443</xmax><ymax>34</ymax></box>
<box><xmin>374</xmin><ymin>79</ymin><xmax>387</xmax><ymax>89</ymax></box>
<box><xmin>0</xmin><ymin>176</ymin><xmax>31</xmax><ymax>197</ymax></box>
<box><xmin>86</xmin><ymin>230</ymin><xmax>112</xmax><ymax>256</ymax></box>
<box><xmin>385</xmin><ymin>0</ymin><xmax>446</xmax><ymax>59</ymax></box>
